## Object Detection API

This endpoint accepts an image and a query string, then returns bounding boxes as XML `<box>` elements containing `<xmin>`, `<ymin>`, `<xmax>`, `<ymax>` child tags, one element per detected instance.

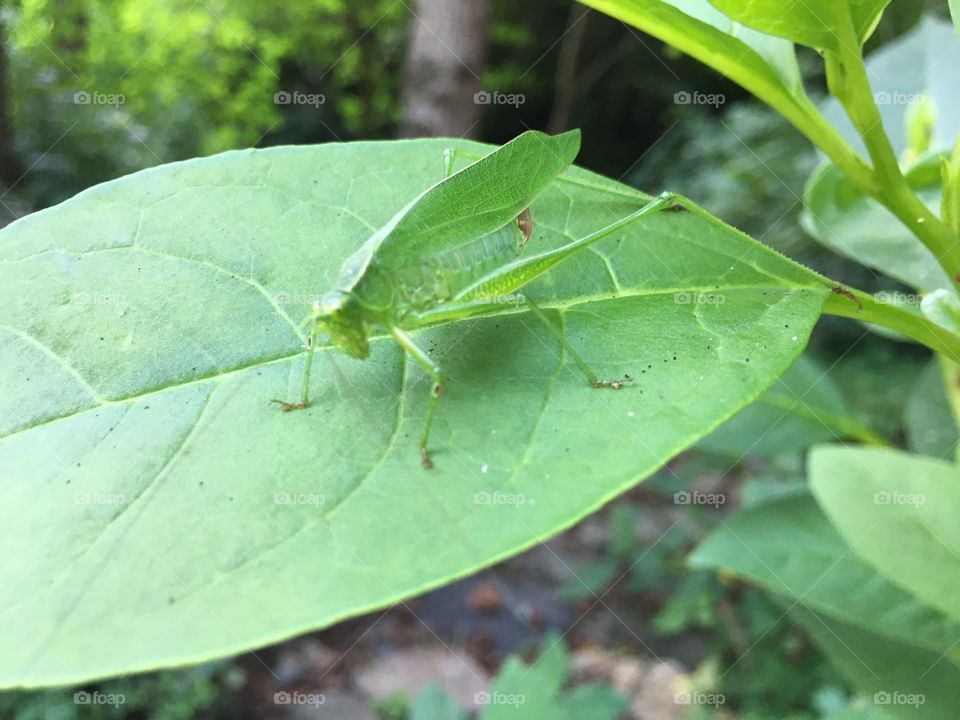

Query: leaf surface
<box><xmin>0</xmin><ymin>138</ymin><xmax>828</xmax><ymax>687</ymax></box>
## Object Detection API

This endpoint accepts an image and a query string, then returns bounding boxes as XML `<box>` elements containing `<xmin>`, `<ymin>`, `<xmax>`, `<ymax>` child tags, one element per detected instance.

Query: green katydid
<box><xmin>271</xmin><ymin>129</ymin><xmax>679</xmax><ymax>468</ymax></box>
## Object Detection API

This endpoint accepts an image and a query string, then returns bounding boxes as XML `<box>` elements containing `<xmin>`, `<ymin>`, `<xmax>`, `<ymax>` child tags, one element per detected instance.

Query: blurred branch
<box><xmin>0</xmin><ymin>21</ymin><xmax>19</xmax><ymax>188</ymax></box>
<box><xmin>548</xmin><ymin>14</ymin><xmax>634</xmax><ymax>134</ymax></box>
<box><xmin>575</xmin><ymin>33</ymin><xmax>634</xmax><ymax>101</ymax></box>
<box><xmin>399</xmin><ymin>0</ymin><xmax>492</xmax><ymax>138</ymax></box>
<box><xmin>547</xmin><ymin>4</ymin><xmax>590</xmax><ymax>134</ymax></box>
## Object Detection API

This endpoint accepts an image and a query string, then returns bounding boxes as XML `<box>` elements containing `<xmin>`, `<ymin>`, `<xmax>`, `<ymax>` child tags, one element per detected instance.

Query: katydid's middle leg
<box><xmin>271</xmin><ymin>324</ymin><xmax>322</xmax><ymax>411</ymax></box>
<box><xmin>392</xmin><ymin>327</ymin><xmax>444</xmax><ymax>469</ymax></box>
<box><xmin>524</xmin><ymin>298</ymin><xmax>631</xmax><ymax>389</ymax></box>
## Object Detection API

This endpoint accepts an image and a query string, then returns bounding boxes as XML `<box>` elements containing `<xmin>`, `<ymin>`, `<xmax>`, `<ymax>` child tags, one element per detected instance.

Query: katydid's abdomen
<box><xmin>355</xmin><ymin>210</ymin><xmax>532</xmax><ymax>318</ymax></box>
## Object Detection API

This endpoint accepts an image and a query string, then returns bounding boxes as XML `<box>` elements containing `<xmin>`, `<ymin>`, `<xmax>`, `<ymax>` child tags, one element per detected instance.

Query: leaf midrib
<box><xmin>0</xmin><ymin>283</ymin><xmax>822</xmax><ymax>443</ymax></box>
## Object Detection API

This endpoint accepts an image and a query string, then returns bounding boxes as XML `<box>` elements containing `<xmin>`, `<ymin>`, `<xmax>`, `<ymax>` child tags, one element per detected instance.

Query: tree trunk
<box><xmin>398</xmin><ymin>0</ymin><xmax>492</xmax><ymax>138</ymax></box>
<box><xmin>0</xmin><ymin>22</ymin><xmax>18</xmax><ymax>189</ymax></box>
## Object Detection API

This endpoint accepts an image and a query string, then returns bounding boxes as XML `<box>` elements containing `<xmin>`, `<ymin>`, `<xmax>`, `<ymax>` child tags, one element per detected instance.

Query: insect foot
<box><xmin>270</xmin><ymin>399</ymin><xmax>309</xmax><ymax>412</ymax></box>
<box><xmin>591</xmin><ymin>374</ymin><xmax>634</xmax><ymax>390</ymax></box>
<box><xmin>420</xmin><ymin>446</ymin><xmax>434</xmax><ymax>470</ymax></box>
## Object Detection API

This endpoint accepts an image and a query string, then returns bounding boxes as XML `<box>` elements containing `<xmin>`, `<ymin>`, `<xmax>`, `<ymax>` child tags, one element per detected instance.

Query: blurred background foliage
<box><xmin>0</xmin><ymin>0</ymin><xmax>953</xmax><ymax>717</ymax></box>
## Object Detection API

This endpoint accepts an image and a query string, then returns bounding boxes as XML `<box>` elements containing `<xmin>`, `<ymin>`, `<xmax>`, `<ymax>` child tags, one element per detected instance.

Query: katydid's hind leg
<box><xmin>523</xmin><ymin>298</ymin><xmax>633</xmax><ymax>390</ymax></box>
<box><xmin>392</xmin><ymin>327</ymin><xmax>444</xmax><ymax>469</ymax></box>
<box><xmin>270</xmin><ymin>327</ymin><xmax>321</xmax><ymax>412</ymax></box>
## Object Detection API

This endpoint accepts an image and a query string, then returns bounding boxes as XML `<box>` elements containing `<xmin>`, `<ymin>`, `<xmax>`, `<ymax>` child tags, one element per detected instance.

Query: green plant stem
<box><xmin>823</xmin><ymin>288</ymin><xmax>960</xmax><ymax>362</ymax></box>
<box><xmin>824</xmin><ymin>34</ymin><xmax>960</xmax><ymax>286</ymax></box>
<box><xmin>786</xmin><ymin>94</ymin><xmax>877</xmax><ymax>193</ymax></box>
<box><xmin>760</xmin><ymin>394</ymin><xmax>890</xmax><ymax>447</ymax></box>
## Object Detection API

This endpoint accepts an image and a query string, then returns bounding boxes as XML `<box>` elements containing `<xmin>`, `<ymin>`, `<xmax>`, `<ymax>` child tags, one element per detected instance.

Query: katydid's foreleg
<box><xmin>392</xmin><ymin>327</ymin><xmax>444</xmax><ymax>469</ymax></box>
<box><xmin>270</xmin><ymin>324</ymin><xmax>322</xmax><ymax>411</ymax></box>
<box><xmin>524</xmin><ymin>298</ymin><xmax>630</xmax><ymax>390</ymax></box>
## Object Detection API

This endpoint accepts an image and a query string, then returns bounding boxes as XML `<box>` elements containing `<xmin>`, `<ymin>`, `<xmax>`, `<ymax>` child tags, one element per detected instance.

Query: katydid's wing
<box><xmin>369</xmin><ymin>130</ymin><xmax>580</xmax><ymax>268</ymax></box>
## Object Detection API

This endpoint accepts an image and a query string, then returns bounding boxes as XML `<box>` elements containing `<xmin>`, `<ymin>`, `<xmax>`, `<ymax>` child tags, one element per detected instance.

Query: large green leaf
<box><xmin>905</xmin><ymin>360</ymin><xmax>960</xmax><ymax>460</ymax></box>
<box><xmin>803</xmin><ymin>154</ymin><xmax>950</xmax><ymax>291</ymax></box>
<box><xmin>693</xmin><ymin>491</ymin><xmax>960</xmax><ymax>718</ymax></box>
<box><xmin>706</xmin><ymin>0</ymin><xmax>889</xmax><ymax>50</ymax></box>
<box><xmin>0</xmin><ymin>139</ymin><xmax>828</xmax><ymax>688</ymax></box>
<box><xmin>698</xmin><ymin>353</ymin><xmax>884</xmax><ymax>458</ymax></box>
<box><xmin>788</xmin><ymin>605</ymin><xmax>960</xmax><ymax>720</ymax></box>
<box><xmin>809</xmin><ymin>446</ymin><xmax>960</xmax><ymax>626</ymax></box>
<box><xmin>690</xmin><ymin>493</ymin><xmax>960</xmax><ymax>660</ymax></box>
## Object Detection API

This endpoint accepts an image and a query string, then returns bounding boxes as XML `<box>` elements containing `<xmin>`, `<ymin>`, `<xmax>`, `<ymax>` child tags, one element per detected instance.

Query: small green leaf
<box><xmin>809</xmin><ymin>446</ymin><xmax>960</xmax><ymax>626</ymax></box>
<box><xmin>698</xmin><ymin>353</ymin><xmax>884</xmax><ymax>458</ymax></box>
<box><xmin>481</xmin><ymin>637</ymin><xmax>568</xmax><ymax>720</ymax></box>
<box><xmin>480</xmin><ymin>637</ymin><xmax>624</xmax><ymax>720</ymax></box>
<box><xmin>0</xmin><ymin>139</ymin><xmax>829</xmax><ymax>688</ymax></box>
<box><xmin>950</xmin><ymin>0</ymin><xmax>960</xmax><ymax>35</ymax></box>
<box><xmin>905</xmin><ymin>94</ymin><xmax>937</xmax><ymax>160</ymax></box>
<box><xmin>802</xmin><ymin>155</ymin><xmax>951</xmax><ymax>291</ymax></box>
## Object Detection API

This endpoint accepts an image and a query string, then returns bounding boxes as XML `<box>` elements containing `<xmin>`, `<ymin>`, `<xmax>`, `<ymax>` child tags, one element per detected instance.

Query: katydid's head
<box><xmin>313</xmin><ymin>291</ymin><xmax>369</xmax><ymax>359</ymax></box>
